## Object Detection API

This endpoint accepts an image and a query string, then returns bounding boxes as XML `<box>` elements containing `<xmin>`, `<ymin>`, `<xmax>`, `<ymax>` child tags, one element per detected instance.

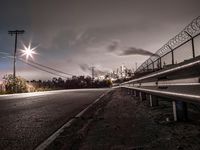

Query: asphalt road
<box><xmin>0</xmin><ymin>88</ymin><xmax>109</xmax><ymax>150</ymax></box>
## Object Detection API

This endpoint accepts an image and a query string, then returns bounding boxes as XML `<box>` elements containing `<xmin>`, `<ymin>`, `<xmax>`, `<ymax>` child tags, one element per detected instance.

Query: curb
<box><xmin>35</xmin><ymin>89</ymin><xmax>112</xmax><ymax>150</ymax></box>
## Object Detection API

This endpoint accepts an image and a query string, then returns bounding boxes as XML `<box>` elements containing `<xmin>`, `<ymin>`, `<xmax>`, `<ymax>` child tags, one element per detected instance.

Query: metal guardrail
<box><xmin>120</xmin><ymin>85</ymin><xmax>197</xmax><ymax>121</ymax></box>
<box><xmin>119</xmin><ymin>17</ymin><xmax>200</xmax><ymax>121</ymax></box>
<box><xmin>120</xmin><ymin>55</ymin><xmax>200</xmax><ymax>105</ymax></box>
<box><xmin>119</xmin><ymin>52</ymin><xmax>200</xmax><ymax>121</ymax></box>
<box><xmin>135</xmin><ymin>16</ymin><xmax>200</xmax><ymax>75</ymax></box>
<box><xmin>122</xmin><ymin>56</ymin><xmax>200</xmax><ymax>85</ymax></box>
<box><xmin>121</xmin><ymin>86</ymin><xmax>200</xmax><ymax>104</ymax></box>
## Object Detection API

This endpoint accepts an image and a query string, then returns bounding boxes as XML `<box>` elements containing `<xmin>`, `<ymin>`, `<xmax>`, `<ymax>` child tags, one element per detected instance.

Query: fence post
<box><xmin>185</xmin><ymin>31</ymin><xmax>195</xmax><ymax>58</ymax></box>
<box><xmin>168</xmin><ymin>45</ymin><xmax>174</xmax><ymax>65</ymax></box>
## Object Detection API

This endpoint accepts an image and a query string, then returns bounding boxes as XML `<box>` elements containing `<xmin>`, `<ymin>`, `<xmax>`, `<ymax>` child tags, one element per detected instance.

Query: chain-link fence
<box><xmin>135</xmin><ymin>16</ymin><xmax>200</xmax><ymax>74</ymax></box>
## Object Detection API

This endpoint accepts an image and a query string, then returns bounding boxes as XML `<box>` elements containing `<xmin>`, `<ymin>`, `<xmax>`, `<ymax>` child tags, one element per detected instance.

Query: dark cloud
<box><xmin>79</xmin><ymin>64</ymin><xmax>90</xmax><ymax>72</ymax></box>
<box><xmin>107</xmin><ymin>41</ymin><xmax>158</xmax><ymax>57</ymax></box>
<box><xmin>119</xmin><ymin>47</ymin><xmax>155</xmax><ymax>56</ymax></box>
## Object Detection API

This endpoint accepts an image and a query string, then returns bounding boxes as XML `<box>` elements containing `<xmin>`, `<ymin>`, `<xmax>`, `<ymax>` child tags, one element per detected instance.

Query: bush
<box><xmin>3</xmin><ymin>74</ymin><xmax>28</xmax><ymax>93</ymax></box>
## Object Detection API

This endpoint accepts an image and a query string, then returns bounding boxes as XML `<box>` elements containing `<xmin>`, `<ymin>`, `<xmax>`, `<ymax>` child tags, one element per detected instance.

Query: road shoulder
<box><xmin>44</xmin><ymin>88</ymin><xmax>200</xmax><ymax>150</ymax></box>
<box><xmin>79</xmin><ymin>89</ymin><xmax>200</xmax><ymax>150</ymax></box>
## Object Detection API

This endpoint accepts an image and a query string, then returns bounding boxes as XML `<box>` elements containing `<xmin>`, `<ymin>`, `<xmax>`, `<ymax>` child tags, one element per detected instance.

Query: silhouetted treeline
<box><xmin>28</xmin><ymin>76</ymin><xmax>112</xmax><ymax>91</ymax></box>
<box><xmin>114</xmin><ymin>76</ymin><xmax>135</xmax><ymax>84</ymax></box>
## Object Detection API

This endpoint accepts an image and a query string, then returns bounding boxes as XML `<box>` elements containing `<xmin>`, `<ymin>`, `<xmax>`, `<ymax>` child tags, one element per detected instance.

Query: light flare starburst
<box><xmin>20</xmin><ymin>43</ymin><xmax>37</xmax><ymax>60</ymax></box>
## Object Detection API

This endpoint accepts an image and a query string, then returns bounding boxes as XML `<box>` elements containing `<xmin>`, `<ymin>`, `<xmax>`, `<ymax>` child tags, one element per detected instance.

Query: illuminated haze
<box><xmin>0</xmin><ymin>0</ymin><xmax>200</xmax><ymax>80</ymax></box>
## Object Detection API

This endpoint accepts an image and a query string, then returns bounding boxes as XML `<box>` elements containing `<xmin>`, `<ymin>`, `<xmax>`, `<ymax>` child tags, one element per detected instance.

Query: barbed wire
<box><xmin>136</xmin><ymin>16</ymin><xmax>200</xmax><ymax>73</ymax></box>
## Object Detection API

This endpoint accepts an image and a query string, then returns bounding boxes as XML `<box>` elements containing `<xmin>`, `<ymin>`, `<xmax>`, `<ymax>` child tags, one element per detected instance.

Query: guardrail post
<box><xmin>139</xmin><ymin>92</ymin><xmax>146</xmax><ymax>101</ymax></box>
<box><xmin>149</xmin><ymin>94</ymin><xmax>158</xmax><ymax>107</ymax></box>
<box><xmin>135</xmin><ymin>90</ymin><xmax>139</xmax><ymax>97</ymax></box>
<box><xmin>133</xmin><ymin>90</ymin><xmax>136</xmax><ymax>96</ymax></box>
<box><xmin>131</xmin><ymin>89</ymin><xmax>134</xmax><ymax>96</ymax></box>
<box><xmin>172</xmin><ymin>101</ymin><xmax>188</xmax><ymax>121</ymax></box>
<box><xmin>139</xmin><ymin>92</ymin><xmax>142</xmax><ymax>100</ymax></box>
<box><xmin>129</xmin><ymin>89</ymin><xmax>133</xmax><ymax>95</ymax></box>
<box><xmin>127</xmin><ymin>88</ymin><xmax>131</xmax><ymax>95</ymax></box>
<box><xmin>130</xmin><ymin>89</ymin><xmax>132</xmax><ymax>95</ymax></box>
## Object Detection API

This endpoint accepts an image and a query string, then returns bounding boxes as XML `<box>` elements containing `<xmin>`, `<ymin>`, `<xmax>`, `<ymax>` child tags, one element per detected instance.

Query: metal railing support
<box><xmin>149</xmin><ymin>94</ymin><xmax>158</xmax><ymax>107</ymax></box>
<box><xmin>133</xmin><ymin>90</ymin><xmax>136</xmax><ymax>96</ymax></box>
<box><xmin>127</xmin><ymin>88</ymin><xmax>131</xmax><ymax>95</ymax></box>
<box><xmin>130</xmin><ymin>89</ymin><xmax>134</xmax><ymax>96</ymax></box>
<box><xmin>139</xmin><ymin>92</ymin><xmax>142</xmax><ymax>100</ymax></box>
<box><xmin>172</xmin><ymin>101</ymin><xmax>188</xmax><ymax>121</ymax></box>
<box><xmin>139</xmin><ymin>92</ymin><xmax>146</xmax><ymax>101</ymax></box>
<box><xmin>135</xmin><ymin>90</ymin><xmax>139</xmax><ymax>97</ymax></box>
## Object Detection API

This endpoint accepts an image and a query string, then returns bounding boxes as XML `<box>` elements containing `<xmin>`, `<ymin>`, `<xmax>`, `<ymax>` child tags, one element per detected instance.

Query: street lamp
<box><xmin>20</xmin><ymin>43</ymin><xmax>37</xmax><ymax>60</ymax></box>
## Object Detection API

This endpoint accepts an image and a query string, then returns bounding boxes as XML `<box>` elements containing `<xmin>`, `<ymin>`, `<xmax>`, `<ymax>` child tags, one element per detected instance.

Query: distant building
<box><xmin>106</xmin><ymin>65</ymin><xmax>134</xmax><ymax>80</ymax></box>
<box><xmin>119</xmin><ymin>65</ymin><xmax>126</xmax><ymax>78</ymax></box>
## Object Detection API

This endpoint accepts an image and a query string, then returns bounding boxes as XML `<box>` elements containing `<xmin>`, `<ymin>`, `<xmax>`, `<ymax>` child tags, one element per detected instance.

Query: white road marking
<box><xmin>34</xmin><ymin>89</ymin><xmax>111</xmax><ymax>150</ymax></box>
<box><xmin>0</xmin><ymin>88</ymin><xmax>109</xmax><ymax>100</ymax></box>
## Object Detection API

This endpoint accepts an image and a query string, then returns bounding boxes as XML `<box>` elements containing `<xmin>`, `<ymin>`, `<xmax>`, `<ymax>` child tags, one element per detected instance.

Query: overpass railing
<box><xmin>135</xmin><ymin>16</ymin><xmax>200</xmax><ymax>75</ymax></box>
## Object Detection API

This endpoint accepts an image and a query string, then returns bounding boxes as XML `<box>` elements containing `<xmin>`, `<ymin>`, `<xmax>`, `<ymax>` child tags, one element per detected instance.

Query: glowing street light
<box><xmin>20</xmin><ymin>43</ymin><xmax>37</xmax><ymax>60</ymax></box>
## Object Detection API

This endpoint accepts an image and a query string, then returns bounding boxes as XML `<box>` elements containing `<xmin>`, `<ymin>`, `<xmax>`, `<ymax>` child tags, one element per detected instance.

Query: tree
<box><xmin>3</xmin><ymin>74</ymin><xmax>28</xmax><ymax>93</ymax></box>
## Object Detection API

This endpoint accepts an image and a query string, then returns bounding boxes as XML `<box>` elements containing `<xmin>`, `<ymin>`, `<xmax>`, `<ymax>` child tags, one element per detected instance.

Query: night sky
<box><xmin>0</xmin><ymin>0</ymin><xmax>200</xmax><ymax>80</ymax></box>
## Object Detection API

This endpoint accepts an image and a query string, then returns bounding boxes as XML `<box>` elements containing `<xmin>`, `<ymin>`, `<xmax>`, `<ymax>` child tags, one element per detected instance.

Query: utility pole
<box><xmin>90</xmin><ymin>66</ymin><xmax>95</xmax><ymax>88</ymax></box>
<box><xmin>91</xmin><ymin>66</ymin><xmax>95</xmax><ymax>80</ymax></box>
<box><xmin>8</xmin><ymin>30</ymin><xmax>25</xmax><ymax>92</ymax></box>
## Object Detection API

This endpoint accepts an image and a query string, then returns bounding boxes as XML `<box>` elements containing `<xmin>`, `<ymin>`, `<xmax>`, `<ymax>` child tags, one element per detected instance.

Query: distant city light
<box><xmin>20</xmin><ymin>43</ymin><xmax>37</xmax><ymax>60</ymax></box>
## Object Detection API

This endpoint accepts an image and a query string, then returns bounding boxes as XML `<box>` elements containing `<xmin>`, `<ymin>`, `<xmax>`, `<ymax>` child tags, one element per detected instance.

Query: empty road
<box><xmin>0</xmin><ymin>88</ymin><xmax>109</xmax><ymax>150</ymax></box>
